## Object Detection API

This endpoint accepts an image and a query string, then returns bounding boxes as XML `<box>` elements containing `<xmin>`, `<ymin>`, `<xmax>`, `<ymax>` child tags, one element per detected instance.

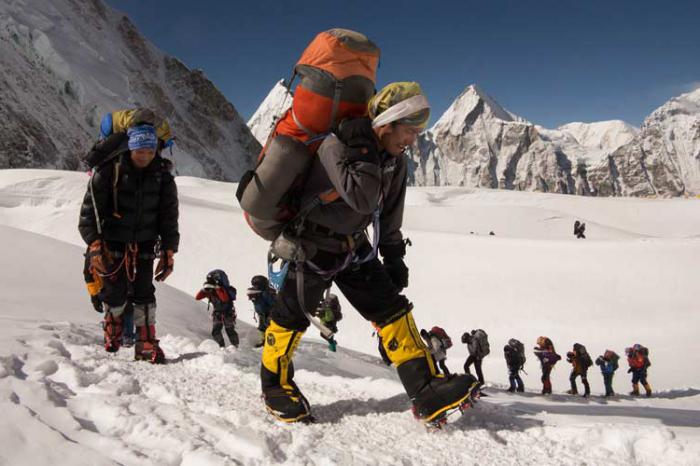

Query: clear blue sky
<box><xmin>107</xmin><ymin>0</ymin><xmax>699</xmax><ymax>128</ymax></box>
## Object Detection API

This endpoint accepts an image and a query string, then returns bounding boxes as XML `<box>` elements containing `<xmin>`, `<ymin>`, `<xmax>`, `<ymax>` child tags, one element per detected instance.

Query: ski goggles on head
<box><xmin>372</xmin><ymin>94</ymin><xmax>430</xmax><ymax>128</ymax></box>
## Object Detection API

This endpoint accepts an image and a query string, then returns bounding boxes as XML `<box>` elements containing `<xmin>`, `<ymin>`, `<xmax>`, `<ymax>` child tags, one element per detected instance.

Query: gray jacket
<box><xmin>425</xmin><ymin>335</ymin><xmax>447</xmax><ymax>362</ymax></box>
<box><xmin>300</xmin><ymin>134</ymin><xmax>406</xmax><ymax>253</ymax></box>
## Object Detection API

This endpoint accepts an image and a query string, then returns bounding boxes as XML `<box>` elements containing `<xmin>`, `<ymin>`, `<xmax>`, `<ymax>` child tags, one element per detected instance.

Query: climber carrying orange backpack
<box><xmin>236</xmin><ymin>29</ymin><xmax>479</xmax><ymax>426</ymax></box>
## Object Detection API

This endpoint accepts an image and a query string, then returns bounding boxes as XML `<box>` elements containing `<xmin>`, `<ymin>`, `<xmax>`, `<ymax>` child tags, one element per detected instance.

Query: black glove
<box><xmin>380</xmin><ymin>241</ymin><xmax>409</xmax><ymax>290</ymax></box>
<box><xmin>336</xmin><ymin>117</ymin><xmax>380</xmax><ymax>164</ymax></box>
<box><xmin>384</xmin><ymin>258</ymin><xmax>408</xmax><ymax>290</ymax></box>
<box><xmin>91</xmin><ymin>295</ymin><xmax>103</xmax><ymax>313</ymax></box>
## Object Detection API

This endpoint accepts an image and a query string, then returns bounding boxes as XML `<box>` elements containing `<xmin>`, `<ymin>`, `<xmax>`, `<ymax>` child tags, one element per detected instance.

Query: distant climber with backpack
<box><xmin>625</xmin><ymin>344</ymin><xmax>652</xmax><ymax>397</ymax></box>
<box><xmin>504</xmin><ymin>338</ymin><xmax>526</xmax><ymax>393</ymax></box>
<box><xmin>315</xmin><ymin>292</ymin><xmax>342</xmax><ymax>352</ymax></box>
<box><xmin>534</xmin><ymin>336</ymin><xmax>561</xmax><ymax>395</ymax></box>
<box><xmin>595</xmin><ymin>350</ymin><xmax>619</xmax><ymax>397</ymax></box>
<box><xmin>574</xmin><ymin>220</ymin><xmax>586</xmax><ymax>239</ymax></box>
<box><xmin>247</xmin><ymin>275</ymin><xmax>276</xmax><ymax>348</ymax></box>
<box><xmin>462</xmin><ymin>329</ymin><xmax>490</xmax><ymax>385</ymax></box>
<box><xmin>420</xmin><ymin>327</ymin><xmax>452</xmax><ymax>375</ymax></box>
<box><xmin>236</xmin><ymin>29</ymin><xmax>479</xmax><ymax>425</ymax></box>
<box><xmin>196</xmin><ymin>270</ymin><xmax>239</xmax><ymax>348</ymax></box>
<box><xmin>78</xmin><ymin>108</ymin><xmax>178</xmax><ymax>364</ymax></box>
<box><xmin>566</xmin><ymin>343</ymin><xmax>592</xmax><ymax>397</ymax></box>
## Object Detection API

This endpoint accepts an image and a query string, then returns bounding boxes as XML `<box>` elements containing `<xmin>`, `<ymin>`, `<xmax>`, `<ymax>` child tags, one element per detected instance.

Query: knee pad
<box><xmin>133</xmin><ymin>302</ymin><xmax>156</xmax><ymax>326</ymax></box>
<box><xmin>105</xmin><ymin>303</ymin><xmax>126</xmax><ymax>318</ymax></box>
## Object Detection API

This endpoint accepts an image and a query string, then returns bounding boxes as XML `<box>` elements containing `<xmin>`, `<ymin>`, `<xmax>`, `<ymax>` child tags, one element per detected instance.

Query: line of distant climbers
<box><xmin>85</xmin><ymin>263</ymin><xmax>652</xmax><ymax>399</ymax></box>
<box><xmin>420</xmin><ymin>328</ymin><xmax>652</xmax><ymax>398</ymax></box>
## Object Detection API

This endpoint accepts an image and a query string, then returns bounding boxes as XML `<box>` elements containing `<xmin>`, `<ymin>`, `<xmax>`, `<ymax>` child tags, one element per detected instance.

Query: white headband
<box><xmin>371</xmin><ymin>94</ymin><xmax>430</xmax><ymax>128</ymax></box>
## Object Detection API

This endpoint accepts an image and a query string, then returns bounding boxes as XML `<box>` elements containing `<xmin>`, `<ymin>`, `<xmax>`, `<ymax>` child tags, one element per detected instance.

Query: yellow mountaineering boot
<box><xmin>378</xmin><ymin>311</ymin><xmax>479</xmax><ymax>423</ymax></box>
<box><xmin>643</xmin><ymin>383</ymin><xmax>652</xmax><ymax>397</ymax></box>
<box><xmin>260</xmin><ymin>320</ymin><xmax>311</xmax><ymax>422</ymax></box>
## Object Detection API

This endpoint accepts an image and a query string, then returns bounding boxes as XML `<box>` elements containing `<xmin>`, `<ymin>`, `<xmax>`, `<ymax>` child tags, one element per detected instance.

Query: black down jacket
<box><xmin>78</xmin><ymin>135</ymin><xmax>179</xmax><ymax>251</ymax></box>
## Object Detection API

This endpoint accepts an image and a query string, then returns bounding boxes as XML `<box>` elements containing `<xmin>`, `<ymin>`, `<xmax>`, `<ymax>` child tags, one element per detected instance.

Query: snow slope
<box><xmin>1</xmin><ymin>169</ymin><xmax>699</xmax><ymax>464</ymax></box>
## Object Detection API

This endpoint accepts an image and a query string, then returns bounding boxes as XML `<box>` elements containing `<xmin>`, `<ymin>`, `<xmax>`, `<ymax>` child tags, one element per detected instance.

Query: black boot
<box><xmin>262</xmin><ymin>380</ymin><xmax>311</xmax><ymax>423</ymax></box>
<box><xmin>410</xmin><ymin>371</ymin><xmax>480</xmax><ymax>422</ymax></box>
<box><xmin>380</xmin><ymin>312</ymin><xmax>480</xmax><ymax>423</ymax></box>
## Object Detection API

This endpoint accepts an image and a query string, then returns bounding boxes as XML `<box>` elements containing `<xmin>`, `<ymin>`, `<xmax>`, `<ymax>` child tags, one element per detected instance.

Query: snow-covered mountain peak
<box><xmin>247</xmin><ymin>79</ymin><xmax>292</xmax><ymax>144</ymax></box>
<box><xmin>556</xmin><ymin>120</ymin><xmax>638</xmax><ymax>152</ymax></box>
<box><xmin>430</xmin><ymin>84</ymin><xmax>524</xmax><ymax>137</ymax></box>
<box><xmin>648</xmin><ymin>87</ymin><xmax>700</xmax><ymax>122</ymax></box>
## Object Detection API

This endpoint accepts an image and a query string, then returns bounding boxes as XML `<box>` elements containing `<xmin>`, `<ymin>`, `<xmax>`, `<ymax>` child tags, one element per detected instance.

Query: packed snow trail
<box><xmin>1</xmin><ymin>224</ymin><xmax>699</xmax><ymax>465</ymax></box>
<box><xmin>3</xmin><ymin>319</ymin><xmax>700</xmax><ymax>465</ymax></box>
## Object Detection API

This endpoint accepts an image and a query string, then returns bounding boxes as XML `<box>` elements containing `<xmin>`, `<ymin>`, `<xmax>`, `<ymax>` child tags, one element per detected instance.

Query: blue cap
<box><xmin>127</xmin><ymin>125</ymin><xmax>157</xmax><ymax>151</ymax></box>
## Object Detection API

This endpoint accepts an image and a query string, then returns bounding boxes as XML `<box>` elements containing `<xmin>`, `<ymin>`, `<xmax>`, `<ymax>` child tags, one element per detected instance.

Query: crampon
<box><xmin>415</xmin><ymin>383</ymin><xmax>481</xmax><ymax>431</ymax></box>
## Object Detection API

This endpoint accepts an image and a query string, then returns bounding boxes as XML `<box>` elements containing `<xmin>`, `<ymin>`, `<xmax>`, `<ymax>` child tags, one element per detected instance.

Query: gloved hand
<box><xmin>336</xmin><ymin>117</ymin><xmax>380</xmax><ymax>164</ymax></box>
<box><xmin>380</xmin><ymin>240</ymin><xmax>409</xmax><ymax>291</ymax></box>
<box><xmin>384</xmin><ymin>258</ymin><xmax>408</xmax><ymax>290</ymax></box>
<box><xmin>87</xmin><ymin>239</ymin><xmax>110</xmax><ymax>274</ymax></box>
<box><xmin>90</xmin><ymin>295</ymin><xmax>103</xmax><ymax>313</ymax></box>
<box><xmin>155</xmin><ymin>249</ymin><xmax>175</xmax><ymax>282</ymax></box>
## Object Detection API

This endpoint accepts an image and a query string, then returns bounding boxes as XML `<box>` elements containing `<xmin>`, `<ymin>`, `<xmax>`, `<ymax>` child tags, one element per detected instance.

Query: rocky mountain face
<box><xmin>407</xmin><ymin>85</ymin><xmax>642</xmax><ymax>196</ymax></box>
<box><xmin>0</xmin><ymin>0</ymin><xmax>260</xmax><ymax>180</ymax></box>
<box><xmin>405</xmin><ymin>84</ymin><xmax>700</xmax><ymax>197</ymax></box>
<box><xmin>587</xmin><ymin>88</ymin><xmax>700</xmax><ymax>196</ymax></box>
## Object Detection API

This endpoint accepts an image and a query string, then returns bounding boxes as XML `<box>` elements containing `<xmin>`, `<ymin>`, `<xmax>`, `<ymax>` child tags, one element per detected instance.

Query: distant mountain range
<box><xmin>250</xmin><ymin>81</ymin><xmax>699</xmax><ymax>197</ymax></box>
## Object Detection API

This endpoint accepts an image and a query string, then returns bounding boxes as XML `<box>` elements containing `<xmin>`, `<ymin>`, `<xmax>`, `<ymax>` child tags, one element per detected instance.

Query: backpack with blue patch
<box><xmin>604</xmin><ymin>350</ymin><xmax>619</xmax><ymax>371</ymax></box>
<box><xmin>82</xmin><ymin>108</ymin><xmax>174</xmax><ymax>170</ymax></box>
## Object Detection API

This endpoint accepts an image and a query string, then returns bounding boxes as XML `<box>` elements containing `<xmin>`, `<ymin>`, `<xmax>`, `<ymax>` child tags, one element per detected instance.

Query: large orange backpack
<box><xmin>237</xmin><ymin>29</ymin><xmax>380</xmax><ymax>241</ymax></box>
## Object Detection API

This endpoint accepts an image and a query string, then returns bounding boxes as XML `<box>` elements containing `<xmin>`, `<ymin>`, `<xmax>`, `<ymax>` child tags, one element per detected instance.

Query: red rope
<box><xmin>98</xmin><ymin>243</ymin><xmax>139</xmax><ymax>283</ymax></box>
